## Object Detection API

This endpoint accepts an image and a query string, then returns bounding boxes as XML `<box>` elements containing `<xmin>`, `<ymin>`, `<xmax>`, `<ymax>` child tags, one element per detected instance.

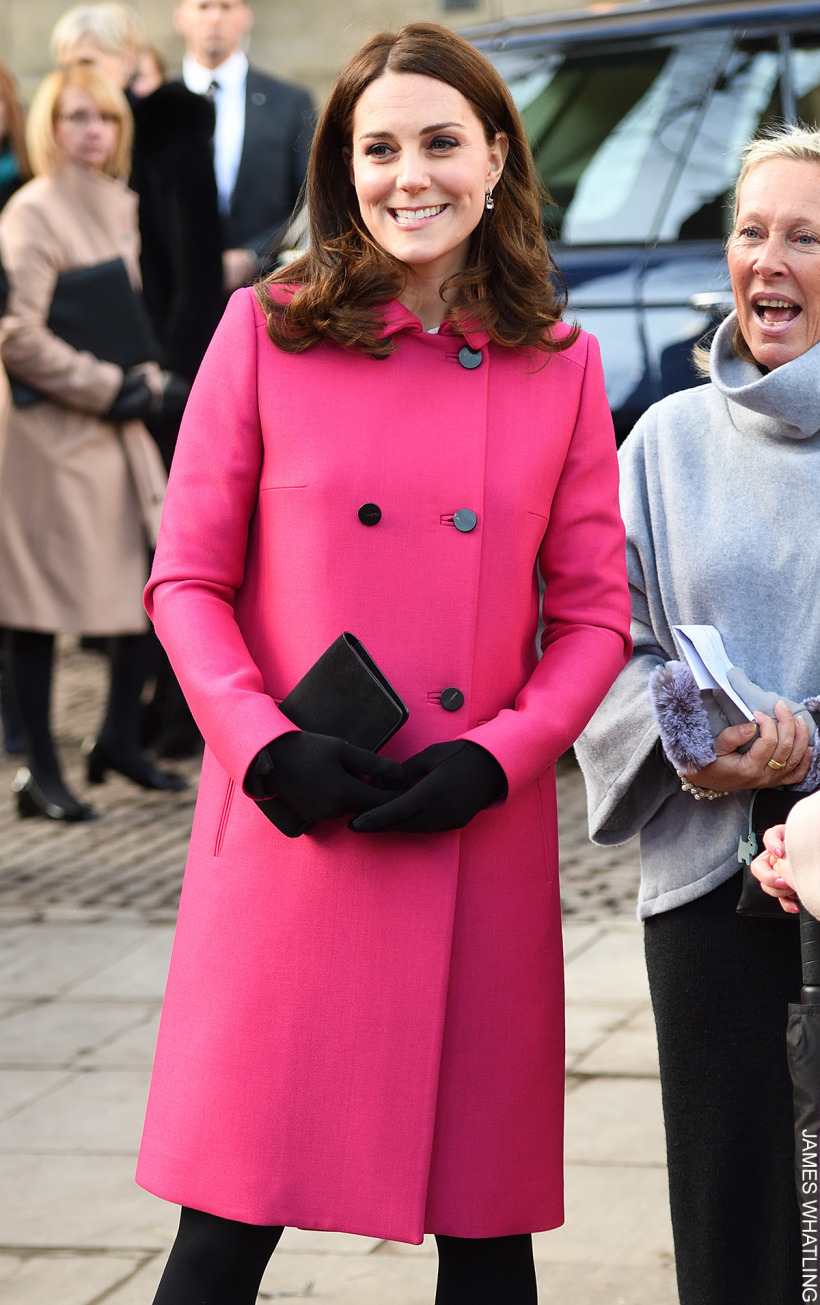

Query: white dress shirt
<box><xmin>183</xmin><ymin>50</ymin><xmax>247</xmax><ymax>217</ymax></box>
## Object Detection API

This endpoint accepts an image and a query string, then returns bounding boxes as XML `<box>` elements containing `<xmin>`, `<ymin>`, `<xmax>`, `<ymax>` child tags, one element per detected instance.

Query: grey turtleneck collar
<box><xmin>709</xmin><ymin>310</ymin><xmax>820</xmax><ymax>440</ymax></box>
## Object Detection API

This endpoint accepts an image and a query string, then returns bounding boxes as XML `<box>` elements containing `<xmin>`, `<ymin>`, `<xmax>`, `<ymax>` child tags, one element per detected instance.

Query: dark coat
<box><xmin>221</xmin><ymin>68</ymin><xmax>313</xmax><ymax>259</ymax></box>
<box><xmin>0</xmin><ymin>175</ymin><xmax>25</xmax><ymax>217</ymax></box>
<box><xmin>128</xmin><ymin>82</ymin><xmax>224</xmax><ymax>381</ymax></box>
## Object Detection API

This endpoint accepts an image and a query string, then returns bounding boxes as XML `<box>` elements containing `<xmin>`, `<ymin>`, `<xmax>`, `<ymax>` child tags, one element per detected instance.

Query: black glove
<box><xmin>349</xmin><ymin>740</ymin><xmax>507</xmax><ymax>834</ymax></box>
<box><xmin>104</xmin><ymin>371</ymin><xmax>154</xmax><ymax>422</ymax></box>
<box><xmin>245</xmin><ymin>730</ymin><xmax>404</xmax><ymax>825</ymax></box>
<box><xmin>157</xmin><ymin>371</ymin><xmax>192</xmax><ymax>421</ymax></box>
<box><xmin>144</xmin><ymin>373</ymin><xmax>193</xmax><ymax>461</ymax></box>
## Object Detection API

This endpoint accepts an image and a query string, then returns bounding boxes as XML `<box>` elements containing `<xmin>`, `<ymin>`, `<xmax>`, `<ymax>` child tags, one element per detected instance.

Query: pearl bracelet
<box><xmin>677</xmin><ymin>771</ymin><xmax>728</xmax><ymax>801</ymax></box>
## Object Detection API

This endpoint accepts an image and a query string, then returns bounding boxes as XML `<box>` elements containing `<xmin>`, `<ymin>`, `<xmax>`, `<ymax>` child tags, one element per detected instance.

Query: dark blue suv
<box><xmin>467</xmin><ymin>0</ymin><xmax>820</xmax><ymax>437</ymax></box>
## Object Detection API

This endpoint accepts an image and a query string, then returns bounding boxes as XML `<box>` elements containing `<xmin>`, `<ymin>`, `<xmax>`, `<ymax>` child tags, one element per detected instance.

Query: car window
<box><xmin>514</xmin><ymin>45</ymin><xmax>669</xmax><ymax>240</ymax></box>
<box><xmin>791</xmin><ymin>38</ymin><xmax>820</xmax><ymax>123</ymax></box>
<box><xmin>504</xmin><ymin>31</ymin><xmax>732</xmax><ymax>243</ymax></box>
<box><xmin>501</xmin><ymin>26</ymin><xmax>808</xmax><ymax>247</ymax></box>
<box><xmin>656</xmin><ymin>38</ymin><xmax>784</xmax><ymax>242</ymax></box>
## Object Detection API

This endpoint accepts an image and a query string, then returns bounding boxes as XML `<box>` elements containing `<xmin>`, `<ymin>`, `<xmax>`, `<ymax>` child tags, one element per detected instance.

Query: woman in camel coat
<box><xmin>0</xmin><ymin>66</ymin><xmax>176</xmax><ymax>822</ymax></box>
<box><xmin>137</xmin><ymin>25</ymin><xmax>631</xmax><ymax>1305</ymax></box>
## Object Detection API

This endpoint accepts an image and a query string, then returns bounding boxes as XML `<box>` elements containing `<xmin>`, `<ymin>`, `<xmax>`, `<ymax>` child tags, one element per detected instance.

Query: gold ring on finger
<box><xmin>766</xmin><ymin>758</ymin><xmax>788</xmax><ymax>771</ymax></box>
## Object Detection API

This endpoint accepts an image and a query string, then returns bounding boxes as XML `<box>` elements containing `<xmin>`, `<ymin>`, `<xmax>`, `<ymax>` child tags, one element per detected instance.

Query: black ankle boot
<box><xmin>12</xmin><ymin>767</ymin><xmax>97</xmax><ymax>822</ymax></box>
<box><xmin>85</xmin><ymin>741</ymin><xmax>188</xmax><ymax>791</ymax></box>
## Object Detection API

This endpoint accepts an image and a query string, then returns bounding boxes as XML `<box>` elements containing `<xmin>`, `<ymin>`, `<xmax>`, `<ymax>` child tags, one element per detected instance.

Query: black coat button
<box><xmin>440</xmin><ymin>687</ymin><xmax>464</xmax><ymax>712</ymax></box>
<box><xmin>458</xmin><ymin>346</ymin><xmax>483</xmax><ymax>370</ymax></box>
<box><xmin>358</xmin><ymin>503</ymin><xmax>382</xmax><ymax>526</ymax></box>
<box><xmin>453</xmin><ymin>509</ymin><xmax>477</xmax><ymax>533</ymax></box>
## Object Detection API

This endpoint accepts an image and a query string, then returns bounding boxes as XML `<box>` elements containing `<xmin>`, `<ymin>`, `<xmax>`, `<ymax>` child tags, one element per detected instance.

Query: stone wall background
<box><xmin>2</xmin><ymin>0</ymin><xmax>588</xmax><ymax>103</ymax></box>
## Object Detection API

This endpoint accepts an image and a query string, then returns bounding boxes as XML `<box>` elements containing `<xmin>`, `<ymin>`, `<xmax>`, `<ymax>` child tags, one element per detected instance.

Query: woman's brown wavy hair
<box><xmin>256</xmin><ymin>23</ymin><xmax>578</xmax><ymax>358</ymax></box>
<box><xmin>0</xmin><ymin>60</ymin><xmax>32</xmax><ymax>182</ymax></box>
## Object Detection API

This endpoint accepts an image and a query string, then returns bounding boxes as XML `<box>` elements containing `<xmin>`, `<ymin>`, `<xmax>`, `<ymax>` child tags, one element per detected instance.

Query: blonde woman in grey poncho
<box><xmin>576</xmin><ymin>124</ymin><xmax>820</xmax><ymax>1305</ymax></box>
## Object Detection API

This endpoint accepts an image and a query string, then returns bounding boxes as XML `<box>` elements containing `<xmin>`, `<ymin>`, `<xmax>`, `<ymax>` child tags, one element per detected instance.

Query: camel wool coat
<box><xmin>136</xmin><ymin>288</ymin><xmax>631</xmax><ymax>1243</ymax></box>
<box><xmin>0</xmin><ymin>162</ymin><xmax>163</xmax><ymax>634</ymax></box>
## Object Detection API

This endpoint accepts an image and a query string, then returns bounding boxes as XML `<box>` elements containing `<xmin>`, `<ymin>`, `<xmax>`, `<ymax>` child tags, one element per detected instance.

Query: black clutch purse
<box><xmin>737</xmin><ymin>788</ymin><xmax>803</xmax><ymax>920</ymax></box>
<box><xmin>8</xmin><ymin>258</ymin><xmax>161</xmax><ymax>408</ymax></box>
<box><xmin>256</xmin><ymin>633</ymin><xmax>409</xmax><ymax>837</ymax></box>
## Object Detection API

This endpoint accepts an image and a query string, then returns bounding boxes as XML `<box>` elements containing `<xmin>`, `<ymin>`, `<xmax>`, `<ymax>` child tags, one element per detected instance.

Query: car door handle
<box><xmin>689</xmin><ymin>291</ymin><xmax>735</xmax><ymax>312</ymax></box>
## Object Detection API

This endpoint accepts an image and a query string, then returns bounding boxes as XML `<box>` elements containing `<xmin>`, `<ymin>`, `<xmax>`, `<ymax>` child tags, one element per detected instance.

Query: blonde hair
<box><xmin>732</xmin><ymin>123</ymin><xmax>820</xmax><ymax>225</ymax></box>
<box><xmin>693</xmin><ymin>122</ymin><xmax>820</xmax><ymax>373</ymax></box>
<box><xmin>26</xmin><ymin>66</ymin><xmax>133</xmax><ymax>179</ymax></box>
<box><xmin>50</xmin><ymin>2</ymin><xmax>144</xmax><ymax>63</ymax></box>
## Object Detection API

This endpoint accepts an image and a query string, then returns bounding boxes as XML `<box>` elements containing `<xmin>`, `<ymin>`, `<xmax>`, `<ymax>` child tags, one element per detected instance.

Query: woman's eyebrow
<box><xmin>358</xmin><ymin>121</ymin><xmax>464</xmax><ymax>141</ymax></box>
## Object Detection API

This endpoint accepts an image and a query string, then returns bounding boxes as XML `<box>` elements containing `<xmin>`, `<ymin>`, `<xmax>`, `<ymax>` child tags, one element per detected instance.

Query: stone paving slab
<box><xmin>0</xmin><ymin>1069</ymin><xmax>73</xmax><ymax>1117</ymax></box>
<box><xmin>69</xmin><ymin>931</ymin><xmax>174</xmax><ymax>1000</ymax></box>
<box><xmin>79</xmin><ymin>1013</ymin><xmax>162</xmax><ymax>1069</ymax></box>
<box><xmin>0</xmin><ymin>922</ymin><xmax>157</xmax><ymax>995</ymax></box>
<box><xmin>0</xmin><ymin>1000</ymin><xmax>157</xmax><ymax>1067</ymax></box>
<box><xmin>573</xmin><ymin>1008</ymin><xmax>661</xmax><ymax>1078</ymax></box>
<box><xmin>565</xmin><ymin>1005</ymin><xmax>631</xmax><ymax>1061</ymax></box>
<box><xmin>0</xmin><ymin>1150</ymin><xmax>179</xmax><ymax>1248</ymax></box>
<box><xmin>564</xmin><ymin>927</ymin><xmax>651</xmax><ymax>1006</ymax></box>
<box><xmin>537</xmin><ymin>1165</ymin><xmax>673</xmax><ymax>1268</ymax></box>
<box><xmin>564</xmin><ymin>1078</ymin><xmax>666</xmax><ymax>1167</ymax></box>
<box><xmin>0</xmin><ymin>1252</ymin><xmax>151</xmax><ymax>1305</ymax></box>
<box><xmin>0</xmin><ymin>1067</ymin><xmax>151</xmax><ymax>1153</ymax></box>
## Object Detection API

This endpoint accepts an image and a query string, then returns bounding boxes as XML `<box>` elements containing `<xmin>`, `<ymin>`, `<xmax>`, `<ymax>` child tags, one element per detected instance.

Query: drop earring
<box><xmin>485</xmin><ymin>190</ymin><xmax>494</xmax><ymax>212</ymax></box>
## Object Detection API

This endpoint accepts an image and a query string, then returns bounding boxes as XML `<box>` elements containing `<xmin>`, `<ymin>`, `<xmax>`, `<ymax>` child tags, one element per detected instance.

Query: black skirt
<box><xmin>644</xmin><ymin>872</ymin><xmax>802</xmax><ymax>1305</ymax></box>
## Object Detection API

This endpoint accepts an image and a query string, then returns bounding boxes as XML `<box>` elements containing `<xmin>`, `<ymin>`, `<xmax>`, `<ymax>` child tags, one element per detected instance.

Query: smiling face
<box><xmin>728</xmin><ymin>157</ymin><xmax>820</xmax><ymax>369</ymax></box>
<box><xmin>349</xmin><ymin>72</ymin><xmax>507</xmax><ymax>297</ymax></box>
<box><xmin>53</xmin><ymin>85</ymin><xmax>120</xmax><ymax>172</ymax></box>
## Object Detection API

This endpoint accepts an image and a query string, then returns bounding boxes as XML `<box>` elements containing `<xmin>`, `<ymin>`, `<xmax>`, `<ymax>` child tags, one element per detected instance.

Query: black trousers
<box><xmin>644</xmin><ymin>872</ymin><xmax>802</xmax><ymax>1305</ymax></box>
<box><xmin>152</xmin><ymin>1207</ymin><xmax>537</xmax><ymax>1304</ymax></box>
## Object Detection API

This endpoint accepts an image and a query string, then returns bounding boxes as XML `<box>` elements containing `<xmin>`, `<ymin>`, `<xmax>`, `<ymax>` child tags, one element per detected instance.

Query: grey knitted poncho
<box><xmin>575</xmin><ymin>312</ymin><xmax>820</xmax><ymax>918</ymax></box>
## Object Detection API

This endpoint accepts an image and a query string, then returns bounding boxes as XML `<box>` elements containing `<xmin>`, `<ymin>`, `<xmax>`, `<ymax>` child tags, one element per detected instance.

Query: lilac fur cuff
<box><xmin>794</xmin><ymin>695</ymin><xmax>820</xmax><ymax>793</ymax></box>
<box><xmin>648</xmin><ymin>661</ymin><xmax>716</xmax><ymax>771</ymax></box>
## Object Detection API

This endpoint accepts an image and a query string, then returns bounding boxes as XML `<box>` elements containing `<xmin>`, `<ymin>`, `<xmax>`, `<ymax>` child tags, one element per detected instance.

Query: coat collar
<box><xmin>710</xmin><ymin>310</ymin><xmax>820</xmax><ymax>441</ymax></box>
<box><xmin>266</xmin><ymin>286</ymin><xmax>493</xmax><ymax>350</ymax></box>
<box><xmin>375</xmin><ymin>299</ymin><xmax>492</xmax><ymax>349</ymax></box>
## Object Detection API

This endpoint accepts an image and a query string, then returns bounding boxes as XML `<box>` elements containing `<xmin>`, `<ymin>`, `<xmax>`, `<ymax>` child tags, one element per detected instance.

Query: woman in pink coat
<box><xmin>138</xmin><ymin>23</ymin><xmax>631</xmax><ymax>1305</ymax></box>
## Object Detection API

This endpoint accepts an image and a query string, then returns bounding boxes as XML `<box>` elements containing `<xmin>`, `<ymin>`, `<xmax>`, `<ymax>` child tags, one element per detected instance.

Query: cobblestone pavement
<box><xmin>0</xmin><ymin>639</ymin><xmax>641</xmax><ymax>923</ymax></box>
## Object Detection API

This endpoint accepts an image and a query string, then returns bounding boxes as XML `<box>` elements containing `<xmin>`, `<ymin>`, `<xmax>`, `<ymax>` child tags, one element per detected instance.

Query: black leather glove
<box><xmin>349</xmin><ymin>740</ymin><xmax>508</xmax><ymax>834</ymax></box>
<box><xmin>245</xmin><ymin>730</ymin><xmax>404</xmax><ymax>824</ymax></box>
<box><xmin>104</xmin><ymin>371</ymin><xmax>154</xmax><ymax>422</ymax></box>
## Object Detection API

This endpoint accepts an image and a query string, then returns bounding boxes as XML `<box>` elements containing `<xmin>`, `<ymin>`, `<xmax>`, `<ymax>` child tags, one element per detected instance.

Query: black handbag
<box><xmin>7</xmin><ymin>258</ymin><xmax>161</xmax><ymax>407</ymax></box>
<box><xmin>736</xmin><ymin>788</ymin><xmax>803</xmax><ymax>919</ymax></box>
<box><xmin>255</xmin><ymin>633</ymin><xmax>409</xmax><ymax>838</ymax></box>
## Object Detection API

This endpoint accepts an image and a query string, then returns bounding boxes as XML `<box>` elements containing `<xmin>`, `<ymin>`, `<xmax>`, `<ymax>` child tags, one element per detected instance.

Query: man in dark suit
<box><xmin>175</xmin><ymin>0</ymin><xmax>314</xmax><ymax>293</ymax></box>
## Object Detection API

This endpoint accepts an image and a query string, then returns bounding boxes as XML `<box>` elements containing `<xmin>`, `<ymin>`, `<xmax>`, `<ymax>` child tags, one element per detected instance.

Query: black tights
<box><xmin>434</xmin><ymin>1232</ymin><xmax>537</xmax><ymax>1303</ymax></box>
<box><xmin>6</xmin><ymin>628</ymin><xmax>151</xmax><ymax>802</ymax></box>
<box><xmin>152</xmin><ymin>1207</ymin><xmax>537</xmax><ymax>1304</ymax></box>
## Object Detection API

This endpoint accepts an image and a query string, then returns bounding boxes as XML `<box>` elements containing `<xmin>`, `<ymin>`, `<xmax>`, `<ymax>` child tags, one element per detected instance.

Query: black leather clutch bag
<box><xmin>8</xmin><ymin>257</ymin><xmax>161</xmax><ymax>408</ymax></box>
<box><xmin>256</xmin><ymin>633</ymin><xmax>409</xmax><ymax>837</ymax></box>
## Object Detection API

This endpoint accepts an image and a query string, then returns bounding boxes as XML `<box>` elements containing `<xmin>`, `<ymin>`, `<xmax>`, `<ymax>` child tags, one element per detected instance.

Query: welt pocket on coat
<box><xmin>214</xmin><ymin>778</ymin><xmax>235</xmax><ymax>858</ymax></box>
<box><xmin>259</xmin><ymin>483</ymin><xmax>308</xmax><ymax>493</ymax></box>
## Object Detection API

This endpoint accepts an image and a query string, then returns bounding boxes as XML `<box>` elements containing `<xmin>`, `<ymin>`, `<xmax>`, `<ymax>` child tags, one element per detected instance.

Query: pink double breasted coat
<box><xmin>136</xmin><ymin>288</ymin><xmax>630</xmax><ymax>1242</ymax></box>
